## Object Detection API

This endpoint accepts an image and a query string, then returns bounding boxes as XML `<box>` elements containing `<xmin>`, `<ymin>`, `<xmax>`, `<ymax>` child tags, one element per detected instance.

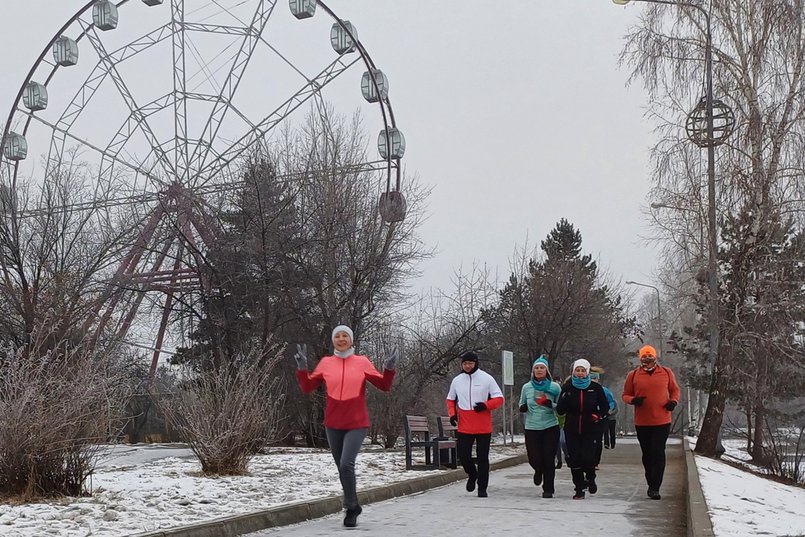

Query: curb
<box><xmin>683</xmin><ymin>438</ymin><xmax>715</xmax><ymax>537</ymax></box>
<box><xmin>133</xmin><ymin>453</ymin><xmax>528</xmax><ymax>537</ymax></box>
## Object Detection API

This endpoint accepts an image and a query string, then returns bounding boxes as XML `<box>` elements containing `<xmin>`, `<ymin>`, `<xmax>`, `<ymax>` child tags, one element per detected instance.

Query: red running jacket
<box><xmin>445</xmin><ymin>369</ymin><xmax>504</xmax><ymax>434</ymax></box>
<box><xmin>297</xmin><ymin>354</ymin><xmax>394</xmax><ymax>429</ymax></box>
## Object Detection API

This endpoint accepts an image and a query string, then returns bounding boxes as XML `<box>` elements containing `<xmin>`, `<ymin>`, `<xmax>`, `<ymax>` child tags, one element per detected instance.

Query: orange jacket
<box><xmin>622</xmin><ymin>366</ymin><xmax>681</xmax><ymax>426</ymax></box>
<box><xmin>445</xmin><ymin>369</ymin><xmax>504</xmax><ymax>434</ymax></box>
<box><xmin>297</xmin><ymin>354</ymin><xmax>394</xmax><ymax>429</ymax></box>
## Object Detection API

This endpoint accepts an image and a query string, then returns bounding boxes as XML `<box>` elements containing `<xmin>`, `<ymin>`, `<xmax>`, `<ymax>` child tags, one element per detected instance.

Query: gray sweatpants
<box><xmin>325</xmin><ymin>427</ymin><xmax>367</xmax><ymax>509</ymax></box>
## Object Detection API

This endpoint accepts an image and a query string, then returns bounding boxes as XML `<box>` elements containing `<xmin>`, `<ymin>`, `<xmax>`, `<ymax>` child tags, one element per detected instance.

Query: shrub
<box><xmin>0</xmin><ymin>338</ymin><xmax>120</xmax><ymax>499</ymax></box>
<box><xmin>157</xmin><ymin>344</ymin><xmax>283</xmax><ymax>475</ymax></box>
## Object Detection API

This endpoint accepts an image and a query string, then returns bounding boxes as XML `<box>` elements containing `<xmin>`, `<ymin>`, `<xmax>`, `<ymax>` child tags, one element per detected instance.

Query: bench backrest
<box><xmin>437</xmin><ymin>416</ymin><xmax>457</xmax><ymax>438</ymax></box>
<box><xmin>404</xmin><ymin>415</ymin><xmax>433</xmax><ymax>443</ymax></box>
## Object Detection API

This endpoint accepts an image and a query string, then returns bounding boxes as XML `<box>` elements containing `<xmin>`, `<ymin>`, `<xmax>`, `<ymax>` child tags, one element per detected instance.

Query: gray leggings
<box><xmin>325</xmin><ymin>427</ymin><xmax>367</xmax><ymax>509</ymax></box>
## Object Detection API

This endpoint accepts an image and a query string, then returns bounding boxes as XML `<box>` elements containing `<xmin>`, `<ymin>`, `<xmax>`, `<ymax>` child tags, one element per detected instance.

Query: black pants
<box><xmin>524</xmin><ymin>425</ymin><xmax>560</xmax><ymax>494</ymax></box>
<box><xmin>456</xmin><ymin>432</ymin><xmax>491</xmax><ymax>492</ymax></box>
<box><xmin>564</xmin><ymin>428</ymin><xmax>598</xmax><ymax>493</ymax></box>
<box><xmin>594</xmin><ymin>421</ymin><xmax>605</xmax><ymax>465</ymax></box>
<box><xmin>635</xmin><ymin>423</ymin><xmax>671</xmax><ymax>492</ymax></box>
<box><xmin>604</xmin><ymin>419</ymin><xmax>617</xmax><ymax>448</ymax></box>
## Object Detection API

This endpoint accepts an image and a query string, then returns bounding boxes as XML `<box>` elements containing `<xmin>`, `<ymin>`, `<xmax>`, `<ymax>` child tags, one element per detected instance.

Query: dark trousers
<box><xmin>564</xmin><ymin>429</ymin><xmax>598</xmax><ymax>493</ymax></box>
<box><xmin>524</xmin><ymin>425</ymin><xmax>560</xmax><ymax>494</ymax></box>
<box><xmin>325</xmin><ymin>427</ymin><xmax>367</xmax><ymax>509</ymax></box>
<box><xmin>594</xmin><ymin>421</ymin><xmax>605</xmax><ymax>465</ymax></box>
<box><xmin>635</xmin><ymin>423</ymin><xmax>671</xmax><ymax>492</ymax></box>
<box><xmin>604</xmin><ymin>419</ymin><xmax>617</xmax><ymax>448</ymax></box>
<box><xmin>457</xmin><ymin>432</ymin><xmax>491</xmax><ymax>492</ymax></box>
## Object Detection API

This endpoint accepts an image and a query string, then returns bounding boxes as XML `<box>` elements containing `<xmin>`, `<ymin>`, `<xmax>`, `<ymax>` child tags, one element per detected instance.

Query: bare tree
<box><xmin>366</xmin><ymin>263</ymin><xmax>498</xmax><ymax>447</ymax></box>
<box><xmin>174</xmin><ymin>106</ymin><xmax>432</xmax><ymax>447</ymax></box>
<box><xmin>621</xmin><ymin>0</ymin><xmax>805</xmax><ymax>456</ymax></box>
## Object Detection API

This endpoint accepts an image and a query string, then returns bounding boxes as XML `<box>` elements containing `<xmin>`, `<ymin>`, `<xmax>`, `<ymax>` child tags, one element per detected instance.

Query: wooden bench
<box><xmin>437</xmin><ymin>415</ymin><xmax>457</xmax><ymax>440</ymax></box>
<box><xmin>403</xmin><ymin>415</ymin><xmax>457</xmax><ymax>470</ymax></box>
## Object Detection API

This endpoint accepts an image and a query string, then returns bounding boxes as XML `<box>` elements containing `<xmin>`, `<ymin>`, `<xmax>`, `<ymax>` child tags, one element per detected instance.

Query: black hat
<box><xmin>460</xmin><ymin>351</ymin><xmax>478</xmax><ymax>363</ymax></box>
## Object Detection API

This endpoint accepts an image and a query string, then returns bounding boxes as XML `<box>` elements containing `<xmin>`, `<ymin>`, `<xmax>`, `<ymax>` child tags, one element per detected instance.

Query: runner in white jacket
<box><xmin>445</xmin><ymin>352</ymin><xmax>504</xmax><ymax>497</ymax></box>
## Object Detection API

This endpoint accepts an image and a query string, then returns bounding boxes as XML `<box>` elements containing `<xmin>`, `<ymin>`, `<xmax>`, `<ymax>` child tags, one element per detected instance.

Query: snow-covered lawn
<box><xmin>688</xmin><ymin>436</ymin><xmax>805</xmax><ymax>536</ymax></box>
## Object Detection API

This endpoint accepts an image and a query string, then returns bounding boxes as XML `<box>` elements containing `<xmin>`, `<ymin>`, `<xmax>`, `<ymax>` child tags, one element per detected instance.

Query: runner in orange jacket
<box><xmin>622</xmin><ymin>344</ymin><xmax>680</xmax><ymax>500</ymax></box>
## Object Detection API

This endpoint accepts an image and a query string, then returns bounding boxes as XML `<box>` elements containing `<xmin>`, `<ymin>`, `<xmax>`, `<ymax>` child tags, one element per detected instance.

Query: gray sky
<box><xmin>0</xmin><ymin>0</ymin><xmax>661</xmax><ymax>299</ymax></box>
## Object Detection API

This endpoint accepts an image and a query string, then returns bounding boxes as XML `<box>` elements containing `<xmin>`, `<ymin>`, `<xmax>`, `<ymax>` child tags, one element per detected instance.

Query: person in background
<box><xmin>590</xmin><ymin>369</ymin><xmax>617</xmax><ymax>467</ymax></box>
<box><xmin>446</xmin><ymin>351</ymin><xmax>504</xmax><ymax>498</ymax></box>
<box><xmin>518</xmin><ymin>355</ymin><xmax>562</xmax><ymax>498</ymax></box>
<box><xmin>555</xmin><ymin>412</ymin><xmax>568</xmax><ymax>470</ymax></box>
<box><xmin>622</xmin><ymin>344</ymin><xmax>681</xmax><ymax>500</ymax></box>
<box><xmin>601</xmin><ymin>378</ymin><xmax>619</xmax><ymax>450</ymax></box>
<box><xmin>556</xmin><ymin>359</ymin><xmax>610</xmax><ymax>500</ymax></box>
<box><xmin>294</xmin><ymin>325</ymin><xmax>397</xmax><ymax>527</ymax></box>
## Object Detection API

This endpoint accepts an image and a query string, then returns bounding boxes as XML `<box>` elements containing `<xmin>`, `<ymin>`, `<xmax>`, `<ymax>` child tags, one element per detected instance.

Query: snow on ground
<box><xmin>2</xmin><ymin>436</ymin><xmax>805</xmax><ymax>536</ymax></box>
<box><xmin>0</xmin><ymin>441</ymin><xmax>522</xmax><ymax>537</ymax></box>
<box><xmin>689</xmin><ymin>437</ymin><xmax>805</xmax><ymax>537</ymax></box>
<box><xmin>696</xmin><ymin>456</ymin><xmax>805</xmax><ymax>537</ymax></box>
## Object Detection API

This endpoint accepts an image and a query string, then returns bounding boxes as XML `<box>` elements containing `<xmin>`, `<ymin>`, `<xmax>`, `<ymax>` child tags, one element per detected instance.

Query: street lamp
<box><xmin>625</xmin><ymin>280</ymin><xmax>663</xmax><ymax>359</ymax></box>
<box><xmin>613</xmin><ymin>0</ymin><xmax>734</xmax><ymax>452</ymax></box>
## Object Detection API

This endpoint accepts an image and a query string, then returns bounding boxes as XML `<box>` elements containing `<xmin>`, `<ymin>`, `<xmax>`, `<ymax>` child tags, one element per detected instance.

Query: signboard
<box><xmin>502</xmin><ymin>350</ymin><xmax>514</xmax><ymax>386</ymax></box>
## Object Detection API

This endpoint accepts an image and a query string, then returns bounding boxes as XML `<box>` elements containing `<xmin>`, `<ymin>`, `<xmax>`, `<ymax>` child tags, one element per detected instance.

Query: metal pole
<box><xmin>703</xmin><ymin>6</ymin><xmax>720</xmax><ymax>400</ymax></box>
<box><xmin>625</xmin><ymin>280</ymin><xmax>663</xmax><ymax>357</ymax></box>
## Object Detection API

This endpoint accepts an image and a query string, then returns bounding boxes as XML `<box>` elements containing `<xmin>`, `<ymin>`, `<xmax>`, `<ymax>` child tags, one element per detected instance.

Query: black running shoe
<box><xmin>343</xmin><ymin>505</ymin><xmax>362</xmax><ymax>527</ymax></box>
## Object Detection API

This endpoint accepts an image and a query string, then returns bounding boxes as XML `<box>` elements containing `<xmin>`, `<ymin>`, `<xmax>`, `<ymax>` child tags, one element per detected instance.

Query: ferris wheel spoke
<box><xmin>183</xmin><ymin>22</ymin><xmax>250</xmax><ymax>36</ymax></box>
<box><xmin>172</xmin><ymin>0</ymin><xmax>190</xmax><ymax>183</ymax></box>
<box><xmin>189</xmin><ymin>0</ymin><xmax>277</xmax><ymax>179</ymax></box>
<box><xmin>25</xmin><ymin>110</ymin><xmax>163</xmax><ymax>193</ymax></box>
<box><xmin>108</xmin><ymin>23</ymin><xmax>173</xmax><ymax>64</ymax></box>
<box><xmin>78</xmin><ymin>19</ymin><xmax>178</xmax><ymax>182</ymax></box>
<box><xmin>43</xmin><ymin>23</ymin><xmax>174</xmax><ymax>179</ymax></box>
<box><xmin>196</xmin><ymin>54</ymin><xmax>360</xmax><ymax>187</ymax></box>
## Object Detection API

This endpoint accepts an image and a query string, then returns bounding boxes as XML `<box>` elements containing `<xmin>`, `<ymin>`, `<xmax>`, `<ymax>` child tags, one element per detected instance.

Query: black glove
<box><xmin>631</xmin><ymin>396</ymin><xmax>645</xmax><ymax>406</ymax></box>
<box><xmin>449</xmin><ymin>414</ymin><xmax>458</xmax><ymax>426</ymax></box>
<box><xmin>473</xmin><ymin>402</ymin><xmax>487</xmax><ymax>412</ymax></box>
<box><xmin>519</xmin><ymin>404</ymin><xmax>528</xmax><ymax>413</ymax></box>
<box><xmin>664</xmin><ymin>401</ymin><xmax>677</xmax><ymax>411</ymax></box>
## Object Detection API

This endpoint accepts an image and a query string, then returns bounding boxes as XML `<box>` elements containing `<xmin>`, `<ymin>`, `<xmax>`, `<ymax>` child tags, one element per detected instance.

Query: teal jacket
<box><xmin>519</xmin><ymin>380</ymin><xmax>561</xmax><ymax>431</ymax></box>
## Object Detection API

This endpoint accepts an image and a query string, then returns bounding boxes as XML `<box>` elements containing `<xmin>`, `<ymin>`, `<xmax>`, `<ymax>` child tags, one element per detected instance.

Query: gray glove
<box><xmin>383</xmin><ymin>347</ymin><xmax>399</xmax><ymax>370</ymax></box>
<box><xmin>293</xmin><ymin>344</ymin><xmax>308</xmax><ymax>370</ymax></box>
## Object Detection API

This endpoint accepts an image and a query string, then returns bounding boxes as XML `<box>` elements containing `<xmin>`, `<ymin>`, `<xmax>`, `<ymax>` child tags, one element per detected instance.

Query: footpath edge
<box><xmin>683</xmin><ymin>437</ymin><xmax>716</xmax><ymax>537</ymax></box>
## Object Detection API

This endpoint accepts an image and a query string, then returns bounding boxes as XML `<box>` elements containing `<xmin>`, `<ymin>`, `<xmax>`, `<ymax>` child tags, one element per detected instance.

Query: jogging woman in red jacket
<box><xmin>295</xmin><ymin>325</ymin><xmax>397</xmax><ymax>528</ymax></box>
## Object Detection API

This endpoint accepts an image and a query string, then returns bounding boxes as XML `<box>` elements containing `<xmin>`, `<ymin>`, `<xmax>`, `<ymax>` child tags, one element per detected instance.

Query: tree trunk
<box><xmin>695</xmin><ymin>346</ymin><xmax>729</xmax><ymax>456</ymax></box>
<box><xmin>751</xmin><ymin>403</ymin><xmax>766</xmax><ymax>464</ymax></box>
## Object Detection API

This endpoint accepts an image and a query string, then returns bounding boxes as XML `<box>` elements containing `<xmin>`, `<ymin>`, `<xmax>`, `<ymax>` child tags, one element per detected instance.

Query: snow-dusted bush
<box><xmin>0</xmin><ymin>330</ymin><xmax>122</xmax><ymax>499</ymax></box>
<box><xmin>156</xmin><ymin>344</ymin><xmax>284</xmax><ymax>475</ymax></box>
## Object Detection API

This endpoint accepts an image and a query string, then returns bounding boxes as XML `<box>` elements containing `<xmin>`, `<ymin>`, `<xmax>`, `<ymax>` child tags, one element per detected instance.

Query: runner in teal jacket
<box><xmin>518</xmin><ymin>355</ymin><xmax>561</xmax><ymax>498</ymax></box>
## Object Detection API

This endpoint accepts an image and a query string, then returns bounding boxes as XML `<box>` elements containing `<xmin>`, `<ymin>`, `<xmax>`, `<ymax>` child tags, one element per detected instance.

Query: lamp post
<box><xmin>625</xmin><ymin>280</ymin><xmax>663</xmax><ymax>359</ymax></box>
<box><xmin>613</xmin><ymin>0</ymin><xmax>733</xmax><ymax>453</ymax></box>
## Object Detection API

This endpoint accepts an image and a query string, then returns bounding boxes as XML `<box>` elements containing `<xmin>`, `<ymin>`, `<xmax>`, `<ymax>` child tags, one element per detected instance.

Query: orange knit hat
<box><xmin>639</xmin><ymin>345</ymin><xmax>657</xmax><ymax>359</ymax></box>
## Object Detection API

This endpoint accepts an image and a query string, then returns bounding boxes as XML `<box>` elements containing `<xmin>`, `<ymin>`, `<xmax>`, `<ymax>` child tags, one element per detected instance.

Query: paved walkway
<box><xmin>248</xmin><ymin>438</ymin><xmax>686</xmax><ymax>536</ymax></box>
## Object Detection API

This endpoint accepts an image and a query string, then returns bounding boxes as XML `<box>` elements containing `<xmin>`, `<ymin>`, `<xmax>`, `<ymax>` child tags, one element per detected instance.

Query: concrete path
<box><xmin>247</xmin><ymin>438</ymin><xmax>686</xmax><ymax>536</ymax></box>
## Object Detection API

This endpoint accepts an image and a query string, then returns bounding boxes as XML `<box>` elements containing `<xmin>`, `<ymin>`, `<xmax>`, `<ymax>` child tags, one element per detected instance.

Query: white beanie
<box><xmin>572</xmin><ymin>359</ymin><xmax>591</xmax><ymax>375</ymax></box>
<box><xmin>331</xmin><ymin>325</ymin><xmax>354</xmax><ymax>343</ymax></box>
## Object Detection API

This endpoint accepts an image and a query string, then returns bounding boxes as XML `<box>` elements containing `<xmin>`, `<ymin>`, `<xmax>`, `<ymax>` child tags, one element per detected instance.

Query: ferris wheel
<box><xmin>0</xmin><ymin>0</ymin><xmax>406</xmax><ymax>373</ymax></box>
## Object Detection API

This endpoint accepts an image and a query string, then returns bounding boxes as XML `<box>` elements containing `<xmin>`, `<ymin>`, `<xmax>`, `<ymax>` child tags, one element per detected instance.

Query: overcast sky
<box><xmin>0</xmin><ymin>0</ymin><xmax>662</xmax><ymax>301</ymax></box>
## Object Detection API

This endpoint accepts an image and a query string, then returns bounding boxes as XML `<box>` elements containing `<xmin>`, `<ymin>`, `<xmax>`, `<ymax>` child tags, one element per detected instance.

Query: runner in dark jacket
<box><xmin>556</xmin><ymin>358</ymin><xmax>610</xmax><ymax>499</ymax></box>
